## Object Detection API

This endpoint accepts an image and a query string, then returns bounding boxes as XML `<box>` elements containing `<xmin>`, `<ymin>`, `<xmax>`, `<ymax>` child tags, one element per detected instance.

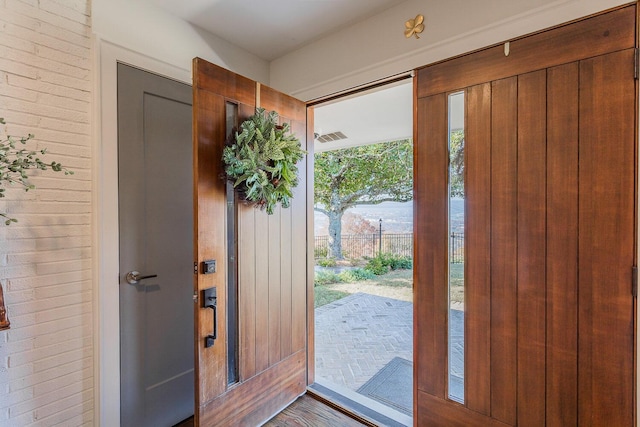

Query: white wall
<box><xmin>271</xmin><ymin>0</ymin><xmax>631</xmax><ymax>101</ymax></box>
<box><xmin>92</xmin><ymin>0</ymin><xmax>270</xmax><ymax>84</ymax></box>
<box><xmin>0</xmin><ymin>0</ymin><xmax>94</xmax><ymax>425</ymax></box>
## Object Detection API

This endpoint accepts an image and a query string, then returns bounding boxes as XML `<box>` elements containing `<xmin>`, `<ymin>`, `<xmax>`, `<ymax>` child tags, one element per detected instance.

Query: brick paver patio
<box><xmin>315</xmin><ymin>293</ymin><xmax>414</xmax><ymax>390</ymax></box>
<box><xmin>315</xmin><ymin>292</ymin><xmax>464</xmax><ymax>401</ymax></box>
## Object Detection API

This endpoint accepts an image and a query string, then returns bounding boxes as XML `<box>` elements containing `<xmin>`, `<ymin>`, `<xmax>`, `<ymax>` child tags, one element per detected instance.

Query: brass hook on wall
<box><xmin>0</xmin><ymin>282</ymin><xmax>10</xmax><ymax>331</ymax></box>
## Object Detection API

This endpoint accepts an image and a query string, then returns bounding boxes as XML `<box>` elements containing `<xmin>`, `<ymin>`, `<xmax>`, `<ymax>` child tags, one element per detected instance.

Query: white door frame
<box><xmin>94</xmin><ymin>39</ymin><xmax>191</xmax><ymax>427</ymax></box>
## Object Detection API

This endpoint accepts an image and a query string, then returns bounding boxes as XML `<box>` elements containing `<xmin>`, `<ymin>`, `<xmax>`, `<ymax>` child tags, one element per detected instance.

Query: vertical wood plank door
<box><xmin>413</xmin><ymin>5</ymin><xmax>636</xmax><ymax>426</ymax></box>
<box><xmin>192</xmin><ymin>59</ymin><xmax>310</xmax><ymax>426</ymax></box>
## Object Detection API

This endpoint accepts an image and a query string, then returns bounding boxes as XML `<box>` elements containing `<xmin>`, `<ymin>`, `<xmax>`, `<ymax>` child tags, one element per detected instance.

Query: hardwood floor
<box><xmin>263</xmin><ymin>394</ymin><xmax>369</xmax><ymax>426</ymax></box>
<box><xmin>171</xmin><ymin>394</ymin><xmax>369</xmax><ymax>426</ymax></box>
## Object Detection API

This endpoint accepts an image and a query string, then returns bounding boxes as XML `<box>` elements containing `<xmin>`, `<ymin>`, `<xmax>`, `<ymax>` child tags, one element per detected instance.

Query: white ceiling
<box><xmin>140</xmin><ymin>0</ymin><xmax>406</xmax><ymax>61</ymax></box>
<box><xmin>139</xmin><ymin>0</ymin><xmax>416</xmax><ymax>149</ymax></box>
<box><xmin>313</xmin><ymin>81</ymin><xmax>413</xmax><ymax>152</ymax></box>
<box><xmin>313</xmin><ymin>82</ymin><xmax>466</xmax><ymax>152</ymax></box>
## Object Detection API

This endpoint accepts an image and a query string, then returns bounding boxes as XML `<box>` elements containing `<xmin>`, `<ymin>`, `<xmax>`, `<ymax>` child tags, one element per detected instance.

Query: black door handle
<box><xmin>203</xmin><ymin>287</ymin><xmax>217</xmax><ymax>348</ymax></box>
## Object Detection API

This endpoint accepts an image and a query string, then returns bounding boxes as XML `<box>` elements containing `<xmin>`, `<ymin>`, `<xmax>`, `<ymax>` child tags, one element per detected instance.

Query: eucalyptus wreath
<box><xmin>223</xmin><ymin>108</ymin><xmax>306</xmax><ymax>215</ymax></box>
<box><xmin>0</xmin><ymin>118</ymin><xmax>73</xmax><ymax>225</ymax></box>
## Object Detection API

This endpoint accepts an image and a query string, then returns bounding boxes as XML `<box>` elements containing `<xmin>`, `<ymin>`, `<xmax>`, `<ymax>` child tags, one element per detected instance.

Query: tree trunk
<box><xmin>327</xmin><ymin>210</ymin><xmax>344</xmax><ymax>259</ymax></box>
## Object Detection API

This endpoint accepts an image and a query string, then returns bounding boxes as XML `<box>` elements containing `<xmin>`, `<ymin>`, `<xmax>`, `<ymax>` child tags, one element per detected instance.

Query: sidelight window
<box><xmin>448</xmin><ymin>91</ymin><xmax>464</xmax><ymax>403</ymax></box>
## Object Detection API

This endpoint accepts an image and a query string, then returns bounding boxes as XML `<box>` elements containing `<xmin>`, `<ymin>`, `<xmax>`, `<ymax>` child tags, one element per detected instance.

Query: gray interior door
<box><xmin>118</xmin><ymin>63</ymin><xmax>194</xmax><ymax>427</ymax></box>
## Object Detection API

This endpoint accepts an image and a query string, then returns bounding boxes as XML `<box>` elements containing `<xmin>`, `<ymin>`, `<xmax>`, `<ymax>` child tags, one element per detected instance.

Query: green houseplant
<box><xmin>0</xmin><ymin>118</ymin><xmax>73</xmax><ymax>225</ymax></box>
<box><xmin>223</xmin><ymin>108</ymin><xmax>306</xmax><ymax>214</ymax></box>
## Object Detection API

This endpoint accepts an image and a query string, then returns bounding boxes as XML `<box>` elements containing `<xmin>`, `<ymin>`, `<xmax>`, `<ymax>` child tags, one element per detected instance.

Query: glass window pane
<box><xmin>448</xmin><ymin>91</ymin><xmax>464</xmax><ymax>403</ymax></box>
<box><xmin>225</xmin><ymin>102</ymin><xmax>239</xmax><ymax>385</ymax></box>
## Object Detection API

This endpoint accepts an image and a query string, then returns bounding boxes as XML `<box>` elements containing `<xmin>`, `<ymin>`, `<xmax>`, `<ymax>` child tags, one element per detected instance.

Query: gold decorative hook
<box><xmin>405</xmin><ymin>14</ymin><xmax>425</xmax><ymax>39</ymax></box>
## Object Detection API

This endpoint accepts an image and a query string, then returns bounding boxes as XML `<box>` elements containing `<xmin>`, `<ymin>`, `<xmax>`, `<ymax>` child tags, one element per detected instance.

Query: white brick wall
<box><xmin>0</xmin><ymin>0</ymin><xmax>93</xmax><ymax>425</ymax></box>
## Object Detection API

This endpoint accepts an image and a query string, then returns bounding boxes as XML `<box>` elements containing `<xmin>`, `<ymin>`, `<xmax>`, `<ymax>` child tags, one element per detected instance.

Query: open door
<box><xmin>192</xmin><ymin>58</ymin><xmax>312</xmax><ymax>425</ymax></box>
<box><xmin>414</xmin><ymin>5</ymin><xmax>636</xmax><ymax>426</ymax></box>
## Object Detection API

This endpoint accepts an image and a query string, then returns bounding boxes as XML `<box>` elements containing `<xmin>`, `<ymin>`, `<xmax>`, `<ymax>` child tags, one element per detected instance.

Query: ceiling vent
<box><xmin>316</xmin><ymin>131</ymin><xmax>348</xmax><ymax>143</ymax></box>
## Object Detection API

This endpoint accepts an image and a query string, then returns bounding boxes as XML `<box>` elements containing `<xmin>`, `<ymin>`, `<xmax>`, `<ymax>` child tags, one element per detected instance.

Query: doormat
<box><xmin>357</xmin><ymin>357</ymin><xmax>413</xmax><ymax>416</ymax></box>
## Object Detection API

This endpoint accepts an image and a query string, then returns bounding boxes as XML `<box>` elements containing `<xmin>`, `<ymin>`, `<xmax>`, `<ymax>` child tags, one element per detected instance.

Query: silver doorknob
<box><xmin>125</xmin><ymin>271</ymin><xmax>158</xmax><ymax>285</ymax></box>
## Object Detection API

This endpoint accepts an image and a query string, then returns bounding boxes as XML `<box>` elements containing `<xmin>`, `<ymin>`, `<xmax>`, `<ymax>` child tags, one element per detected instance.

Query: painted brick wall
<box><xmin>0</xmin><ymin>0</ymin><xmax>93</xmax><ymax>425</ymax></box>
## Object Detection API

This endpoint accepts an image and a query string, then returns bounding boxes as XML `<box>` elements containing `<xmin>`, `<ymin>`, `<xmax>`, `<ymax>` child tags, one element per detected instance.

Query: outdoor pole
<box><xmin>379</xmin><ymin>218</ymin><xmax>382</xmax><ymax>255</ymax></box>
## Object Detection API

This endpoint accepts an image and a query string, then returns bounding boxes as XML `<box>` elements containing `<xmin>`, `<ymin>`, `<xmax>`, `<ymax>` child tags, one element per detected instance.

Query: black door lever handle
<box><xmin>203</xmin><ymin>287</ymin><xmax>217</xmax><ymax>348</ymax></box>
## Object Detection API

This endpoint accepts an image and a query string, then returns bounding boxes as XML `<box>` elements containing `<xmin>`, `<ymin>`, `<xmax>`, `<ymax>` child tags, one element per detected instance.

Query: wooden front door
<box><xmin>414</xmin><ymin>5</ymin><xmax>636</xmax><ymax>426</ymax></box>
<box><xmin>192</xmin><ymin>59</ymin><xmax>311</xmax><ymax>425</ymax></box>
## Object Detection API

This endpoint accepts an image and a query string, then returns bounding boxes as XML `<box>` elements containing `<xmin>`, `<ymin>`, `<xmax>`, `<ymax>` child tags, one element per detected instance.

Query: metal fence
<box><xmin>314</xmin><ymin>233</ymin><xmax>412</xmax><ymax>259</ymax></box>
<box><xmin>450</xmin><ymin>232</ymin><xmax>464</xmax><ymax>264</ymax></box>
<box><xmin>314</xmin><ymin>232</ymin><xmax>465</xmax><ymax>262</ymax></box>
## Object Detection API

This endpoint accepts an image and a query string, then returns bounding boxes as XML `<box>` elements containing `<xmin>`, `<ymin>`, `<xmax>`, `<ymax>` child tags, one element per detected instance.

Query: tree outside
<box><xmin>314</xmin><ymin>139</ymin><xmax>413</xmax><ymax>259</ymax></box>
<box><xmin>342</xmin><ymin>212</ymin><xmax>377</xmax><ymax>235</ymax></box>
<box><xmin>449</xmin><ymin>129</ymin><xmax>464</xmax><ymax>198</ymax></box>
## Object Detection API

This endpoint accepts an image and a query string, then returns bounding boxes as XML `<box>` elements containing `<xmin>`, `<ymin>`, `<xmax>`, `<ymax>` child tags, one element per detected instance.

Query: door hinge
<box><xmin>632</xmin><ymin>266</ymin><xmax>638</xmax><ymax>297</ymax></box>
<box><xmin>193</xmin><ymin>292</ymin><xmax>198</xmax><ymax>303</ymax></box>
<box><xmin>634</xmin><ymin>48</ymin><xmax>639</xmax><ymax>79</ymax></box>
<box><xmin>193</xmin><ymin>262</ymin><xmax>198</xmax><ymax>275</ymax></box>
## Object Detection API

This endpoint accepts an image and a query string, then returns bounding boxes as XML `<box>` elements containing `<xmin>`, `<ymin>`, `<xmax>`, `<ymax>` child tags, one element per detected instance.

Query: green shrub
<box><xmin>314</xmin><ymin>246</ymin><xmax>328</xmax><ymax>258</ymax></box>
<box><xmin>383</xmin><ymin>253</ymin><xmax>413</xmax><ymax>270</ymax></box>
<box><xmin>338</xmin><ymin>268</ymin><xmax>375</xmax><ymax>282</ymax></box>
<box><xmin>314</xmin><ymin>270</ymin><xmax>341</xmax><ymax>286</ymax></box>
<box><xmin>365</xmin><ymin>256</ymin><xmax>389</xmax><ymax>275</ymax></box>
<box><xmin>316</xmin><ymin>257</ymin><xmax>337</xmax><ymax>267</ymax></box>
<box><xmin>365</xmin><ymin>253</ymin><xmax>413</xmax><ymax>275</ymax></box>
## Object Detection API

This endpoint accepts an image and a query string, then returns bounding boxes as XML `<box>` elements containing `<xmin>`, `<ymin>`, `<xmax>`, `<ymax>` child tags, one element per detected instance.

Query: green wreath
<box><xmin>223</xmin><ymin>108</ymin><xmax>306</xmax><ymax>215</ymax></box>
